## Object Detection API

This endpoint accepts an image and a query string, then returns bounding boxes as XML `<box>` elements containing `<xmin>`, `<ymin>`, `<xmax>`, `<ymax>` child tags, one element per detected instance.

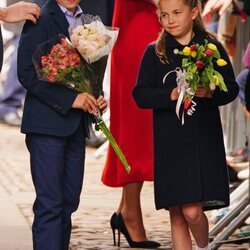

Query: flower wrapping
<box><xmin>163</xmin><ymin>39</ymin><xmax>228</xmax><ymax>124</ymax></box>
<box><xmin>69</xmin><ymin>14</ymin><xmax>119</xmax><ymax>99</ymax></box>
<box><xmin>32</xmin><ymin>35</ymin><xmax>91</xmax><ymax>93</ymax></box>
<box><xmin>70</xmin><ymin>14</ymin><xmax>119</xmax><ymax>64</ymax></box>
<box><xmin>32</xmin><ymin>15</ymin><xmax>130</xmax><ymax>173</ymax></box>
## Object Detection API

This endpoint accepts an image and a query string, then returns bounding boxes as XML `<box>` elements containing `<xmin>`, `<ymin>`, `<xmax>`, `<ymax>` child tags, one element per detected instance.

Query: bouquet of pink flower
<box><xmin>33</xmin><ymin>35</ymin><xmax>91</xmax><ymax>92</ymax></box>
<box><xmin>70</xmin><ymin>14</ymin><xmax>118</xmax><ymax>64</ymax></box>
<box><xmin>32</xmin><ymin>20</ymin><xmax>130</xmax><ymax>174</ymax></box>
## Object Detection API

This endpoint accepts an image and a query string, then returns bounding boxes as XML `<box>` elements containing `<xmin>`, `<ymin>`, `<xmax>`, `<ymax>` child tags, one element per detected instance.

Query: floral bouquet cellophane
<box><xmin>70</xmin><ymin>14</ymin><xmax>118</xmax><ymax>64</ymax></box>
<box><xmin>32</xmin><ymin>35</ymin><xmax>91</xmax><ymax>92</ymax></box>
<box><xmin>32</xmin><ymin>15</ymin><xmax>130</xmax><ymax>173</ymax></box>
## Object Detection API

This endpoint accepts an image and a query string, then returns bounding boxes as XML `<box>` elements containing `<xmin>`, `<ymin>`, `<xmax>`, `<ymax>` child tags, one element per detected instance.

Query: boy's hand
<box><xmin>72</xmin><ymin>93</ymin><xmax>98</xmax><ymax>114</ymax></box>
<box><xmin>97</xmin><ymin>95</ymin><xmax>108</xmax><ymax>113</ymax></box>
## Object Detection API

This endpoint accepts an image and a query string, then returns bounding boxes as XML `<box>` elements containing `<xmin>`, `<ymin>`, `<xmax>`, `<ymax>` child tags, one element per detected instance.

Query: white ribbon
<box><xmin>163</xmin><ymin>67</ymin><xmax>196</xmax><ymax>125</ymax></box>
<box><xmin>187</xmin><ymin>100</ymin><xmax>197</xmax><ymax>116</ymax></box>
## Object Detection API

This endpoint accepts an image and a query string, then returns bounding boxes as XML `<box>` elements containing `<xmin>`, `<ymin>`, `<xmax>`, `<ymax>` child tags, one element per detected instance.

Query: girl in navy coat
<box><xmin>133</xmin><ymin>0</ymin><xmax>239</xmax><ymax>249</ymax></box>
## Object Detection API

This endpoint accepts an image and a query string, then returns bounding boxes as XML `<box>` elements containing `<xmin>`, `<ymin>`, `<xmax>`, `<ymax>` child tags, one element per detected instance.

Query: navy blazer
<box><xmin>80</xmin><ymin>0</ymin><xmax>114</xmax><ymax>26</ymax></box>
<box><xmin>18</xmin><ymin>0</ymin><xmax>88</xmax><ymax>137</ymax></box>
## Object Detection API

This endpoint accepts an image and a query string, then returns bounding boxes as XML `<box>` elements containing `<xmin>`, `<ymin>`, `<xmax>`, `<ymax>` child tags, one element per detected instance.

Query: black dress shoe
<box><xmin>110</xmin><ymin>212</ymin><xmax>119</xmax><ymax>245</ymax></box>
<box><xmin>116</xmin><ymin>213</ymin><xmax>161</xmax><ymax>249</ymax></box>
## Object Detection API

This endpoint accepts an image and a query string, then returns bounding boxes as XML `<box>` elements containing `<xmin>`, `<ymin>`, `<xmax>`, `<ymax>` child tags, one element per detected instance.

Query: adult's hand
<box><xmin>202</xmin><ymin>0</ymin><xmax>233</xmax><ymax>16</ymax></box>
<box><xmin>0</xmin><ymin>1</ymin><xmax>40</xmax><ymax>23</ymax></box>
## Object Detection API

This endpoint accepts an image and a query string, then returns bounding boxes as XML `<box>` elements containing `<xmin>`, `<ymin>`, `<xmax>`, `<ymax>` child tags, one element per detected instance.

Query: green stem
<box><xmin>98</xmin><ymin>120</ymin><xmax>131</xmax><ymax>174</ymax></box>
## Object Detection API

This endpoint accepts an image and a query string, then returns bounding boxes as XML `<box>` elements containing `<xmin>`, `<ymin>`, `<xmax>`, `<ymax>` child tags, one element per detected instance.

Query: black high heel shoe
<box><xmin>116</xmin><ymin>213</ymin><xmax>161</xmax><ymax>249</ymax></box>
<box><xmin>110</xmin><ymin>212</ymin><xmax>119</xmax><ymax>246</ymax></box>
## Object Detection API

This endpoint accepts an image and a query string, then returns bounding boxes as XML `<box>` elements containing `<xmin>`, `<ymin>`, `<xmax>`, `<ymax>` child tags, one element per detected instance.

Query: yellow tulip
<box><xmin>213</xmin><ymin>75</ymin><xmax>220</xmax><ymax>85</ymax></box>
<box><xmin>191</xmin><ymin>51</ymin><xmax>197</xmax><ymax>58</ymax></box>
<box><xmin>208</xmin><ymin>43</ymin><xmax>217</xmax><ymax>51</ymax></box>
<box><xmin>217</xmin><ymin>59</ymin><xmax>227</xmax><ymax>66</ymax></box>
<box><xmin>183</xmin><ymin>46</ymin><xmax>191</xmax><ymax>56</ymax></box>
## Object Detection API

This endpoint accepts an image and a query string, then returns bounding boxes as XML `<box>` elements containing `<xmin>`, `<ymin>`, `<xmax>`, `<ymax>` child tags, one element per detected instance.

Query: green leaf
<box><xmin>206</xmin><ymin>71</ymin><xmax>214</xmax><ymax>84</ymax></box>
<box><xmin>214</xmin><ymin>70</ymin><xmax>228</xmax><ymax>91</ymax></box>
<box><xmin>213</xmin><ymin>49</ymin><xmax>221</xmax><ymax>59</ymax></box>
<box><xmin>190</xmin><ymin>64</ymin><xmax>197</xmax><ymax>73</ymax></box>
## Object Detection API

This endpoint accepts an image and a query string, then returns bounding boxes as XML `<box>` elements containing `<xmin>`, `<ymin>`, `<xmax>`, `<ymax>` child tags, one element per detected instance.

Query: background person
<box><xmin>101</xmin><ymin>0</ymin><xmax>161</xmax><ymax>248</ymax></box>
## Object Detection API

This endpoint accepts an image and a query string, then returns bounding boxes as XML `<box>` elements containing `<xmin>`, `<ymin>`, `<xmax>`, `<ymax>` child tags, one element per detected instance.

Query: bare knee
<box><xmin>182</xmin><ymin>204</ymin><xmax>203</xmax><ymax>224</ymax></box>
<box><xmin>169</xmin><ymin>206</ymin><xmax>187</xmax><ymax>227</ymax></box>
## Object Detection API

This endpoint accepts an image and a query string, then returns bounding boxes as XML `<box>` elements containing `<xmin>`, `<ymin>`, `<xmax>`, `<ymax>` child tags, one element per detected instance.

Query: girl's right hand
<box><xmin>170</xmin><ymin>87</ymin><xmax>179</xmax><ymax>101</ymax></box>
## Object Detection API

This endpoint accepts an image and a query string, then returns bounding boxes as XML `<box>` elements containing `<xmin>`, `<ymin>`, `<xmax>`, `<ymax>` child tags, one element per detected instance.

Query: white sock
<box><xmin>196</xmin><ymin>245</ymin><xmax>211</xmax><ymax>250</ymax></box>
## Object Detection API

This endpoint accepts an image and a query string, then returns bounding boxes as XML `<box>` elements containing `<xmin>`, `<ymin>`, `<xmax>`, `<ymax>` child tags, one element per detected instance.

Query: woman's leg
<box><xmin>169</xmin><ymin>206</ymin><xmax>192</xmax><ymax>250</ymax></box>
<box><xmin>116</xmin><ymin>189</ymin><xmax>124</xmax><ymax>214</ymax></box>
<box><xmin>182</xmin><ymin>203</ymin><xmax>209</xmax><ymax>248</ymax></box>
<box><xmin>120</xmin><ymin>182</ymin><xmax>147</xmax><ymax>241</ymax></box>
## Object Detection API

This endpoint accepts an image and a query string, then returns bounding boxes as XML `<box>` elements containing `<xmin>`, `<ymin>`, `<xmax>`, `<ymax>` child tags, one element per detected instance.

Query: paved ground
<box><xmin>0</xmin><ymin>123</ymin><xmax>249</xmax><ymax>250</ymax></box>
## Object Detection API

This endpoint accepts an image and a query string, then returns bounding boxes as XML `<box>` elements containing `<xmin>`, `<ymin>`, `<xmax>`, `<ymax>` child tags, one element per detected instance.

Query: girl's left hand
<box><xmin>97</xmin><ymin>95</ymin><xmax>108</xmax><ymax>113</ymax></box>
<box><xmin>195</xmin><ymin>84</ymin><xmax>213</xmax><ymax>98</ymax></box>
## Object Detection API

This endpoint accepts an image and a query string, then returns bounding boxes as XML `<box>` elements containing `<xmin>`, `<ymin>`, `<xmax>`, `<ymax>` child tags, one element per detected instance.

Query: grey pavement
<box><xmin>0</xmin><ymin>123</ymin><xmax>249</xmax><ymax>250</ymax></box>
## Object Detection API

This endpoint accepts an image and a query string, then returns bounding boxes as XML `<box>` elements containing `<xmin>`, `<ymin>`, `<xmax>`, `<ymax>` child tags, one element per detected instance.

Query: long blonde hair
<box><xmin>153</xmin><ymin>0</ymin><xmax>211</xmax><ymax>64</ymax></box>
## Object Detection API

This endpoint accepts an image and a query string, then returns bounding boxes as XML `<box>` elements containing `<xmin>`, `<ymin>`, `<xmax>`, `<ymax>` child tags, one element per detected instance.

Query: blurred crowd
<box><xmin>201</xmin><ymin>0</ymin><xmax>250</xmax><ymax>178</ymax></box>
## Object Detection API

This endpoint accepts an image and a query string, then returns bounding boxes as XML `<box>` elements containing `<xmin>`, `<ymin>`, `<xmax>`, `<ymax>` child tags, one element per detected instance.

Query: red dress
<box><xmin>101</xmin><ymin>0</ymin><xmax>160</xmax><ymax>187</ymax></box>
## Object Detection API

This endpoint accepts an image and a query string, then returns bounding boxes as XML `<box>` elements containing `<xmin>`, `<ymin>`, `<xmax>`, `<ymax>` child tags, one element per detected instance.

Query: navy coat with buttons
<box><xmin>133</xmin><ymin>29</ymin><xmax>239</xmax><ymax>211</ymax></box>
<box><xmin>18</xmin><ymin>0</ymin><xmax>88</xmax><ymax>137</ymax></box>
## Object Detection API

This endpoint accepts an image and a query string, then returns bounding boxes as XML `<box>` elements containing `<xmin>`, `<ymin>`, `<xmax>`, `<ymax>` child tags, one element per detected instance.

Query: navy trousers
<box><xmin>26</xmin><ymin>125</ymin><xmax>86</xmax><ymax>250</ymax></box>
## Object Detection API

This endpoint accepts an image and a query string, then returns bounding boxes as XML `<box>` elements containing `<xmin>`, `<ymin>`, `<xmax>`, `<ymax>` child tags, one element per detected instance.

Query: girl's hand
<box><xmin>170</xmin><ymin>87</ymin><xmax>179</xmax><ymax>101</ymax></box>
<box><xmin>195</xmin><ymin>84</ymin><xmax>213</xmax><ymax>98</ymax></box>
<box><xmin>97</xmin><ymin>95</ymin><xmax>108</xmax><ymax>113</ymax></box>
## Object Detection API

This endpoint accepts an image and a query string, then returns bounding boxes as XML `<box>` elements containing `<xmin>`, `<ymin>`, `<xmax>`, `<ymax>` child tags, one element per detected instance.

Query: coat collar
<box><xmin>166</xmin><ymin>27</ymin><xmax>207</xmax><ymax>48</ymax></box>
<box><xmin>45</xmin><ymin>0</ymin><xmax>70</xmax><ymax>38</ymax></box>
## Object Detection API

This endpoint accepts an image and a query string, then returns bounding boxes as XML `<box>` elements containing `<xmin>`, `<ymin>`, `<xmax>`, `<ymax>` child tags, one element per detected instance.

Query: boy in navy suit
<box><xmin>17</xmin><ymin>0</ymin><xmax>107</xmax><ymax>249</ymax></box>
